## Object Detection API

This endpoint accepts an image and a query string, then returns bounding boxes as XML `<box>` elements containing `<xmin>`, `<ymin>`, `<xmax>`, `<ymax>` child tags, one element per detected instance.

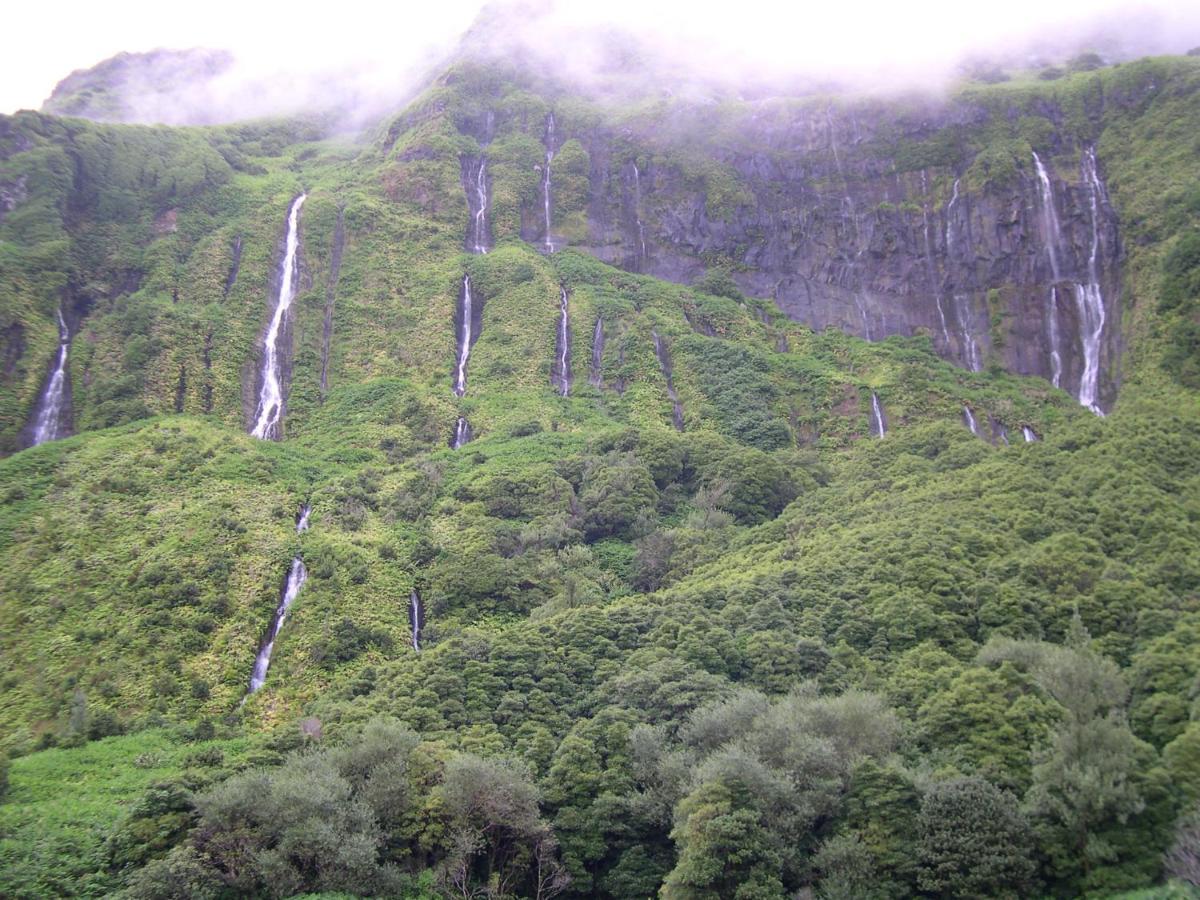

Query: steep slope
<box><xmin>0</xmin><ymin>43</ymin><xmax>1199</xmax><ymax>900</ymax></box>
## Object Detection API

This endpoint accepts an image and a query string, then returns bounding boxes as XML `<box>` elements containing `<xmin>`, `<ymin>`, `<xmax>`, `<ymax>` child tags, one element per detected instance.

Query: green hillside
<box><xmin>0</xmin><ymin>38</ymin><xmax>1198</xmax><ymax>900</ymax></box>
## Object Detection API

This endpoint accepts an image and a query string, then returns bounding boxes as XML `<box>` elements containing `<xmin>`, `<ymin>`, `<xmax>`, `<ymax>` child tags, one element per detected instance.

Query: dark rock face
<box><xmin>550</xmin><ymin>100</ymin><xmax>1123</xmax><ymax>411</ymax></box>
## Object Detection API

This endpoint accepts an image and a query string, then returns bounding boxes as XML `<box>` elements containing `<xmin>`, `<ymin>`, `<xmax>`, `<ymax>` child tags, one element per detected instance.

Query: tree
<box><xmin>917</xmin><ymin>777</ymin><xmax>1036</xmax><ymax>898</ymax></box>
<box><xmin>661</xmin><ymin>780</ymin><xmax>785</xmax><ymax>900</ymax></box>
<box><xmin>438</xmin><ymin>754</ymin><xmax>567</xmax><ymax>899</ymax></box>
<box><xmin>982</xmin><ymin>623</ymin><xmax>1158</xmax><ymax>891</ymax></box>
<box><xmin>1166</xmin><ymin>804</ymin><xmax>1200</xmax><ymax>887</ymax></box>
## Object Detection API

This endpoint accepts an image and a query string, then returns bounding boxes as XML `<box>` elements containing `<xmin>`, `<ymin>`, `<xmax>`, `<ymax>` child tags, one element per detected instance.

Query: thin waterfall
<box><xmin>543</xmin><ymin>112</ymin><xmax>556</xmax><ymax>253</ymax></box>
<box><xmin>869</xmin><ymin>392</ymin><xmax>887</xmax><ymax>438</ymax></box>
<box><xmin>954</xmin><ymin>293</ymin><xmax>983</xmax><ymax>372</ymax></box>
<box><xmin>554</xmin><ymin>286</ymin><xmax>571</xmax><ymax>396</ymax></box>
<box><xmin>854</xmin><ymin>295</ymin><xmax>873</xmax><ymax>341</ymax></box>
<box><xmin>944</xmin><ymin>178</ymin><xmax>960</xmax><ymax>258</ymax></box>
<box><xmin>453</xmin><ymin>275</ymin><xmax>474</xmax><ymax>398</ymax></box>
<box><xmin>1022</xmin><ymin>426</ymin><xmax>1039</xmax><ymax>443</ymax></box>
<box><xmin>828</xmin><ymin>107</ymin><xmax>870</xmax><ymax>340</ymax></box>
<box><xmin>468</xmin><ymin>156</ymin><xmax>490</xmax><ymax>254</ymax></box>
<box><xmin>1076</xmin><ymin>147</ymin><xmax>1108</xmax><ymax>416</ymax></box>
<box><xmin>962</xmin><ymin>405</ymin><xmax>981</xmax><ymax>437</ymax></box>
<box><xmin>921</xmin><ymin>171</ymin><xmax>951</xmax><ymax>352</ymax></box>
<box><xmin>1031</xmin><ymin>153</ymin><xmax>1064</xmax><ymax>390</ymax></box>
<box><xmin>248</xmin><ymin>503</ymin><xmax>310</xmax><ymax>693</ymax></box>
<box><xmin>651</xmin><ymin>330</ymin><xmax>684</xmax><ymax>431</ymax></box>
<box><xmin>250</xmin><ymin>194</ymin><xmax>306</xmax><ymax>440</ymax></box>
<box><xmin>28</xmin><ymin>307</ymin><xmax>71</xmax><ymax>446</ymax></box>
<box><xmin>589</xmin><ymin>317</ymin><xmax>605</xmax><ymax>388</ymax></box>
<box><xmin>409</xmin><ymin>589</ymin><xmax>424</xmax><ymax>652</ymax></box>
<box><xmin>451</xmin><ymin>416</ymin><xmax>473</xmax><ymax>450</ymax></box>
<box><xmin>450</xmin><ymin>274</ymin><xmax>476</xmax><ymax>449</ymax></box>
<box><xmin>632</xmin><ymin>162</ymin><xmax>648</xmax><ymax>270</ymax></box>
<box><xmin>991</xmin><ymin>418</ymin><xmax>1010</xmax><ymax>446</ymax></box>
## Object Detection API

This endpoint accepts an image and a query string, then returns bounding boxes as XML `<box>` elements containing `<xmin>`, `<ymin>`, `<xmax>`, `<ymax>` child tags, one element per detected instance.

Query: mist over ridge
<box><xmin>24</xmin><ymin>0</ymin><xmax>1200</xmax><ymax>128</ymax></box>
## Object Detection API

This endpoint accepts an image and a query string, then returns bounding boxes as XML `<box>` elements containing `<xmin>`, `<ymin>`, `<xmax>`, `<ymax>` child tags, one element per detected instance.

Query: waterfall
<box><xmin>945</xmin><ymin>178</ymin><xmax>960</xmax><ymax>258</ymax></box>
<box><xmin>451</xmin><ymin>416</ymin><xmax>473</xmax><ymax>450</ymax></box>
<box><xmin>453</xmin><ymin>275</ymin><xmax>474</xmax><ymax>398</ymax></box>
<box><xmin>248</xmin><ymin>504</ymin><xmax>310</xmax><ymax>693</ymax></box>
<box><xmin>991</xmin><ymin>418</ymin><xmax>1010</xmax><ymax>446</ymax></box>
<box><xmin>869</xmin><ymin>392</ymin><xmax>887</xmax><ymax>438</ymax></box>
<box><xmin>409</xmin><ymin>589</ymin><xmax>424</xmax><ymax>652</ymax></box>
<box><xmin>953</xmin><ymin>293</ymin><xmax>983</xmax><ymax>372</ymax></box>
<box><xmin>543</xmin><ymin>112</ymin><xmax>556</xmax><ymax>253</ymax></box>
<box><xmin>555</xmin><ymin>286</ymin><xmax>572</xmax><ymax>396</ymax></box>
<box><xmin>28</xmin><ymin>308</ymin><xmax>71</xmax><ymax>446</ymax></box>
<box><xmin>1076</xmin><ymin>148</ymin><xmax>1108</xmax><ymax>416</ymax></box>
<box><xmin>921</xmin><ymin>171</ymin><xmax>950</xmax><ymax>351</ymax></box>
<box><xmin>1031</xmin><ymin>153</ymin><xmax>1065</xmax><ymax>390</ymax></box>
<box><xmin>651</xmin><ymin>330</ymin><xmax>685</xmax><ymax>431</ymax></box>
<box><xmin>632</xmin><ymin>162</ymin><xmax>648</xmax><ymax>269</ymax></box>
<box><xmin>854</xmin><ymin>295</ymin><xmax>873</xmax><ymax>341</ymax></box>
<box><xmin>250</xmin><ymin>194</ymin><xmax>307</xmax><ymax>440</ymax></box>
<box><xmin>924</xmin><ymin>211</ymin><xmax>950</xmax><ymax>346</ymax></box>
<box><xmin>1022</xmin><ymin>426</ymin><xmax>1039</xmax><ymax>443</ymax></box>
<box><xmin>469</xmin><ymin>157</ymin><xmax>490</xmax><ymax>255</ymax></box>
<box><xmin>962</xmin><ymin>405</ymin><xmax>980</xmax><ymax>437</ymax></box>
<box><xmin>1032</xmin><ymin>150</ymin><xmax>1109</xmax><ymax>414</ymax></box>
<box><xmin>589</xmin><ymin>317</ymin><xmax>605</xmax><ymax>388</ymax></box>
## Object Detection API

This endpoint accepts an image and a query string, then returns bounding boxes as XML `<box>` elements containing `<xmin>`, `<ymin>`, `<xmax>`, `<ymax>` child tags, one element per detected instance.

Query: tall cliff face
<box><xmin>410</xmin><ymin>53</ymin><xmax>1159</xmax><ymax>413</ymax></box>
<box><xmin>557</xmin><ymin>97</ymin><xmax>1125</xmax><ymax>411</ymax></box>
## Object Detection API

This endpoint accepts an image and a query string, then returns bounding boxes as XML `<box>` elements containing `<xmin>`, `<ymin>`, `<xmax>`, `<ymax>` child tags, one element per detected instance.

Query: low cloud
<box><xmin>6</xmin><ymin>0</ymin><xmax>1199</xmax><ymax>125</ymax></box>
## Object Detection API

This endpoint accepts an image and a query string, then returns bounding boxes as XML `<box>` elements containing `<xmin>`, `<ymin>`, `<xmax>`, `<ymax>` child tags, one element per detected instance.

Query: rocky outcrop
<box><xmin>519</xmin><ymin>98</ymin><xmax>1123</xmax><ymax>411</ymax></box>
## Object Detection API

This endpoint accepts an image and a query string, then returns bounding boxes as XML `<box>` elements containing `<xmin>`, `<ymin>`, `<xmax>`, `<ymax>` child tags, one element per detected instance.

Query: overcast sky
<box><xmin>4</xmin><ymin>0</ymin><xmax>1198</xmax><ymax>116</ymax></box>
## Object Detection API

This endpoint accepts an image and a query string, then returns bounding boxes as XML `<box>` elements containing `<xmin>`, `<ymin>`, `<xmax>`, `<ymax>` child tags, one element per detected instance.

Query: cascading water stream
<box><xmin>1031</xmin><ymin>153</ymin><xmax>1065</xmax><ymax>390</ymax></box>
<box><xmin>651</xmin><ymin>330</ymin><xmax>684</xmax><ymax>431</ymax></box>
<box><xmin>827</xmin><ymin>107</ymin><xmax>873</xmax><ymax>340</ymax></box>
<box><xmin>1076</xmin><ymin>148</ymin><xmax>1108</xmax><ymax>416</ymax></box>
<box><xmin>954</xmin><ymin>293</ymin><xmax>983</xmax><ymax>372</ymax></box>
<box><xmin>29</xmin><ymin>308</ymin><xmax>71</xmax><ymax>446</ymax></box>
<box><xmin>555</xmin><ymin>286</ymin><xmax>571</xmax><ymax>396</ymax></box>
<box><xmin>250</xmin><ymin>194</ymin><xmax>306</xmax><ymax>440</ymax></box>
<box><xmin>869</xmin><ymin>392</ymin><xmax>887</xmax><ymax>438</ymax></box>
<box><xmin>854</xmin><ymin>295</ymin><xmax>873</xmax><ymax>341</ymax></box>
<box><xmin>632</xmin><ymin>162</ymin><xmax>648</xmax><ymax>269</ymax></box>
<box><xmin>248</xmin><ymin>503</ymin><xmax>310</xmax><ymax>693</ymax></box>
<box><xmin>470</xmin><ymin>157</ymin><xmax>490</xmax><ymax>254</ymax></box>
<box><xmin>454</xmin><ymin>275</ymin><xmax>474</xmax><ymax>398</ymax></box>
<box><xmin>945</xmin><ymin>178</ymin><xmax>960</xmax><ymax>258</ymax></box>
<box><xmin>589</xmin><ymin>317</ymin><xmax>605</xmax><ymax>388</ymax></box>
<box><xmin>449</xmin><ymin>274</ymin><xmax>477</xmax><ymax>448</ymax></box>
<box><xmin>1022</xmin><ymin>426</ymin><xmax>1039</xmax><ymax>443</ymax></box>
<box><xmin>410</xmin><ymin>589</ymin><xmax>424</xmax><ymax>652</ymax></box>
<box><xmin>1032</xmin><ymin>150</ymin><xmax>1109</xmax><ymax>414</ymax></box>
<box><xmin>451</xmin><ymin>417</ymin><xmax>473</xmax><ymax>450</ymax></box>
<box><xmin>925</xmin><ymin>210</ymin><xmax>951</xmax><ymax>349</ymax></box>
<box><xmin>962</xmin><ymin>405</ymin><xmax>981</xmax><ymax>437</ymax></box>
<box><xmin>920</xmin><ymin>171</ymin><xmax>951</xmax><ymax>353</ymax></box>
<box><xmin>543</xmin><ymin>112</ymin><xmax>557</xmax><ymax>253</ymax></box>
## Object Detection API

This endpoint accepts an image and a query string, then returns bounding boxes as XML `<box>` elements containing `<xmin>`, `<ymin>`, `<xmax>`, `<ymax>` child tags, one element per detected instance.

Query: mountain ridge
<box><xmin>0</xmin><ymin>32</ymin><xmax>1198</xmax><ymax>899</ymax></box>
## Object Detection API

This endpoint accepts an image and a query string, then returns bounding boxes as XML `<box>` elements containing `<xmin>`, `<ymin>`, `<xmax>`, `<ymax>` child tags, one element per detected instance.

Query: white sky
<box><xmin>4</xmin><ymin>0</ymin><xmax>1198</xmax><ymax>115</ymax></box>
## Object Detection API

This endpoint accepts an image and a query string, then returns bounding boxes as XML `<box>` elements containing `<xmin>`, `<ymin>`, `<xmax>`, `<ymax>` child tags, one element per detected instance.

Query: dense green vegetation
<box><xmin>1</xmin><ymin>39</ymin><xmax>1199</xmax><ymax>900</ymax></box>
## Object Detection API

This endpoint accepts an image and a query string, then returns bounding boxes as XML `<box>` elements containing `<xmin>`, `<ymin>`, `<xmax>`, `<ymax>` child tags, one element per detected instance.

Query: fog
<box><xmin>4</xmin><ymin>0</ymin><xmax>1199</xmax><ymax>123</ymax></box>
